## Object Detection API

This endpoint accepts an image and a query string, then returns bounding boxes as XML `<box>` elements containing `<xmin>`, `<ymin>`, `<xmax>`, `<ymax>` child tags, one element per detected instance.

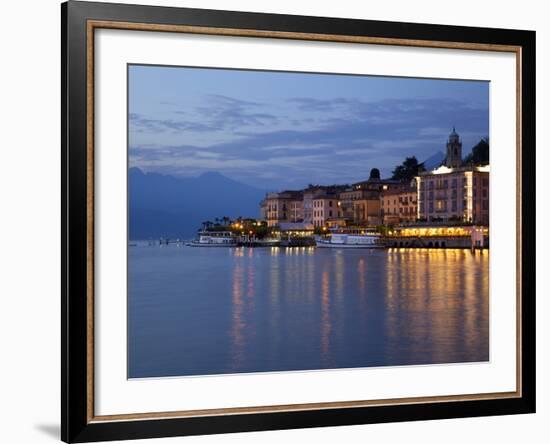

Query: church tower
<box><xmin>444</xmin><ymin>126</ymin><xmax>463</xmax><ymax>168</ymax></box>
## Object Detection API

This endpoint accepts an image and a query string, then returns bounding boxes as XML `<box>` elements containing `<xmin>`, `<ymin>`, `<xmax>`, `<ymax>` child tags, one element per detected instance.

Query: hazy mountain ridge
<box><xmin>130</xmin><ymin>151</ymin><xmax>452</xmax><ymax>239</ymax></box>
<box><xmin>422</xmin><ymin>151</ymin><xmax>445</xmax><ymax>171</ymax></box>
<box><xmin>129</xmin><ymin>168</ymin><xmax>266</xmax><ymax>239</ymax></box>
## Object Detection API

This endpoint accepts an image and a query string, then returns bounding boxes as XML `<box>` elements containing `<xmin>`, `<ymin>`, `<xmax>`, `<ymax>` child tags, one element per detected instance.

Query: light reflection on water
<box><xmin>128</xmin><ymin>246</ymin><xmax>488</xmax><ymax>378</ymax></box>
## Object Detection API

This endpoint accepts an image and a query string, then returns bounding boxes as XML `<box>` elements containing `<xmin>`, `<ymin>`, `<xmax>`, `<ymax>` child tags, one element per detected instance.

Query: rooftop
<box><xmin>419</xmin><ymin>164</ymin><xmax>490</xmax><ymax>176</ymax></box>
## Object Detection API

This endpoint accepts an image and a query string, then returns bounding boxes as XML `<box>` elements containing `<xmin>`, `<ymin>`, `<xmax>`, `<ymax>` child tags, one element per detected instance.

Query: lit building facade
<box><xmin>417</xmin><ymin>166</ymin><xmax>489</xmax><ymax>224</ymax></box>
<box><xmin>338</xmin><ymin>177</ymin><xmax>403</xmax><ymax>226</ymax></box>
<box><xmin>259</xmin><ymin>129</ymin><xmax>489</xmax><ymax>230</ymax></box>
<box><xmin>302</xmin><ymin>187</ymin><xmax>325</xmax><ymax>224</ymax></box>
<box><xmin>262</xmin><ymin>177</ymin><xmax>406</xmax><ymax>228</ymax></box>
<box><xmin>312</xmin><ymin>195</ymin><xmax>341</xmax><ymax>227</ymax></box>
<box><xmin>416</xmin><ymin>129</ymin><xmax>489</xmax><ymax>225</ymax></box>
<box><xmin>338</xmin><ymin>188</ymin><xmax>363</xmax><ymax>221</ymax></box>
<box><xmin>289</xmin><ymin>199</ymin><xmax>304</xmax><ymax>222</ymax></box>
<box><xmin>262</xmin><ymin>191</ymin><xmax>303</xmax><ymax>227</ymax></box>
<box><xmin>352</xmin><ymin>199</ymin><xmax>381</xmax><ymax>225</ymax></box>
<box><xmin>380</xmin><ymin>181</ymin><xmax>418</xmax><ymax>224</ymax></box>
<box><xmin>259</xmin><ymin>199</ymin><xmax>267</xmax><ymax>221</ymax></box>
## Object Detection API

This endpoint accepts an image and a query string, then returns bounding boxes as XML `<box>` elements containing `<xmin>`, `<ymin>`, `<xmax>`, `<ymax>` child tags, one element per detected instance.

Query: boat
<box><xmin>188</xmin><ymin>231</ymin><xmax>237</xmax><ymax>247</ymax></box>
<box><xmin>237</xmin><ymin>238</ymin><xmax>280</xmax><ymax>247</ymax></box>
<box><xmin>316</xmin><ymin>233</ymin><xmax>386</xmax><ymax>249</ymax></box>
<box><xmin>279</xmin><ymin>237</ymin><xmax>316</xmax><ymax>247</ymax></box>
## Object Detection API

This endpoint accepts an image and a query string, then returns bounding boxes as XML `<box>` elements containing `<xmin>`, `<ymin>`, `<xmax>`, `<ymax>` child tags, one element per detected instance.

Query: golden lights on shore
<box><xmin>392</xmin><ymin>226</ymin><xmax>488</xmax><ymax>238</ymax></box>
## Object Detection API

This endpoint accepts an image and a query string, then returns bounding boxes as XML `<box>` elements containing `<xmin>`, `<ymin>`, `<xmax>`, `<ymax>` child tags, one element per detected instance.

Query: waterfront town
<box><xmin>193</xmin><ymin>128</ymin><xmax>489</xmax><ymax>249</ymax></box>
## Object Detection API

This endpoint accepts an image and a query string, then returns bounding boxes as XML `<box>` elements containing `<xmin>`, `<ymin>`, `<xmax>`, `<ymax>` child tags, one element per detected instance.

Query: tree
<box><xmin>201</xmin><ymin>220</ymin><xmax>213</xmax><ymax>230</ymax></box>
<box><xmin>391</xmin><ymin>156</ymin><xmax>425</xmax><ymax>181</ymax></box>
<box><xmin>464</xmin><ymin>138</ymin><xmax>489</xmax><ymax>165</ymax></box>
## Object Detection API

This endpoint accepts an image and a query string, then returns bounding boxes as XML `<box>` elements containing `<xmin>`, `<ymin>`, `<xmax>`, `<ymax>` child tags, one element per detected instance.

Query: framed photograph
<box><xmin>62</xmin><ymin>1</ymin><xmax>536</xmax><ymax>442</ymax></box>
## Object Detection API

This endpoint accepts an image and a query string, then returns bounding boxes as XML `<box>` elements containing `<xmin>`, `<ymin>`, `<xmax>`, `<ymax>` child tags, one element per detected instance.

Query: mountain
<box><xmin>422</xmin><ymin>151</ymin><xmax>445</xmax><ymax>171</ymax></box>
<box><xmin>129</xmin><ymin>168</ymin><xmax>266</xmax><ymax>239</ymax></box>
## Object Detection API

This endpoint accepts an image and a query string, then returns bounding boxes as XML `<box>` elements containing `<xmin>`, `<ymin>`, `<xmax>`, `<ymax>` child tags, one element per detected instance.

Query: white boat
<box><xmin>188</xmin><ymin>231</ymin><xmax>237</xmax><ymax>247</ymax></box>
<box><xmin>316</xmin><ymin>233</ymin><xmax>385</xmax><ymax>249</ymax></box>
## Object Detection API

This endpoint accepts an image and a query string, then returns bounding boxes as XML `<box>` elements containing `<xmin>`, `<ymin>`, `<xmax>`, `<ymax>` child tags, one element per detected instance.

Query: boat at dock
<box><xmin>237</xmin><ymin>238</ymin><xmax>280</xmax><ymax>247</ymax></box>
<box><xmin>188</xmin><ymin>231</ymin><xmax>237</xmax><ymax>247</ymax></box>
<box><xmin>279</xmin><ymin>237</ymin><xmax>316</xmax><ymax>247</ymax></box>
<box><xmin>316</xmin><ymin>233</ymin><xmax>386</xmax><ymax>249</ymax></box>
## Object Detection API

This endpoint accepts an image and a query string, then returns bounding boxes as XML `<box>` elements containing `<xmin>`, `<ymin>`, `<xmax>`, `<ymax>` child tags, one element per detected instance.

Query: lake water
<box><xmin>128</xmin><ymin>245</ymin><xmax>489</xmax><ymax>378</ymax></box>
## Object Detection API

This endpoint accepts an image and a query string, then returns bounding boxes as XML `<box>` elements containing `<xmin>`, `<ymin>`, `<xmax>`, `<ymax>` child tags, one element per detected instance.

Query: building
<box><xmin>349</xmin><ymin>178</ymin><xmax>403</xmax><ymax>226</ymax></box>
<box><xmin>338</xmin><ymin>170</ymin><xmax>404</xmax><ymax>226</ymax></box>
<box><xmin>289</xmin><ymin>198</ymin><xmax>304</xmax><ymax>222</ymax></box>
<box><xmin>351</xmin><ymin>197</ymin><xmax>382</xmax><ymax>226</ymax></box>
<box><xmin>302</xmin><ymin>187</ymin><xmax>325</xmax><ymax>224</ymax></box>
<box><xmin>337</xmin><ymin>188</ymin><xmax>359</xmax><ymax>221</ymax></box>
<box><xmin>261</xmin><ymin>171</ymin><xmax>408</xmax><ymax>229</ymax></box>
<box><xmin>278</xmin><ymin>222</ymin><xmax>314</xmax><ymax>235</ymax></box>
<box><xmin>259</xmin><ymin>199</ymin><xmax>267</xmax><ymax>221</ymax></box>
<box><xmin>380</xmin><ymin>181</ymin><xmax>418</xmax><ymax>224</ymax></box>
<box><xmin>352</xmin><ymin>178</ymin><xmax>403</xmax><ymax>193</ymax></box>
<box><xmin>338</xmin><ymin>188</ymin><xmax>379</xmax><ymax>223</ymax></box>
<box><xmin>261</xmin><ymin>190</ymin><xmax>303</xmax><ymax>227</ymax></box>
<box><xmin>312</xmin><ymin>195</ymin><xmax>341</xmax><ymax>228</ymax></box>
<box><xmin>416</xmin><ymin>129</ymin><xmax>489</xmax><ymax>225</ymax></box>
<box><xmin>388</xmin><ymin>225</ymin><xmax>489</xmax><ymax>248</ymax></box>
<box><xmin>444</xmin><ymin>126</ymin><xmax>463</xmax><ymax>168</ymax></box>
<box><xmin>417</xmin><ymin>166</ymin><xmax>489</xmax><ymax>224</ymax></box>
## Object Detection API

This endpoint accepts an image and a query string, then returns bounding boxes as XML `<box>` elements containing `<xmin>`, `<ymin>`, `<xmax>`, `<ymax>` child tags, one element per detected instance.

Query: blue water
<box><xmin>128</xmin><ymin>245</ymin><xmax>489</xmax><ymax>378</ymax></box>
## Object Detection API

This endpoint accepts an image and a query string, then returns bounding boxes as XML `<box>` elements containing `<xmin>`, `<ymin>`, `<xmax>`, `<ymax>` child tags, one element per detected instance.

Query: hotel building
<box><xmin>260</xmin><ymin>128</ymin><xmax>489</xmax><ymax>229</ymax></box>
<box><xmin>312</xmin><ymin>195</ymin><xmax>341</xmax><ymax>227</ymax></box>
<box><xmin>289</xmin><ymin>199</ymin><xmax>304</xmax><ymax>223</ymax></box>
<box><xmin>416</xmin><ymin>129</ymin><xmax>489</xmax><ymax>225</ymax></box>
<box><xmin>262</xmin><ymin>190</ymin><xmax>303</xmax><ymax>227</ymax></box>
<box><xmin>380</xmin><ymin>181</ymin><xmax>418</xmax><ymax>224</ymax></box>
<box><xmin>338</xmin><ymin>172</ymin><xmax>403</xmax><ymax>226</ymax></box>
<box><xmin>302</xmin><ymin>187</ymin><xmax>326</xmax><ymax>224</ymax></box>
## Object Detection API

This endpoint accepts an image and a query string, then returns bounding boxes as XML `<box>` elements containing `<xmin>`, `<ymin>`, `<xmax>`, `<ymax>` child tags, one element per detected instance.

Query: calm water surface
<box><xmin>128</xmin><ymin>245</ymin><xmax>489</xmax><ymax>378</ymax></box>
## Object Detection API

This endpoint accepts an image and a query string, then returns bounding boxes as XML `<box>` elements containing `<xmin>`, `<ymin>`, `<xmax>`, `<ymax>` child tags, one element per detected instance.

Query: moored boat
<box><xmin>188</xmin><ymin>231</ymin><xmax>237</xmax><ymax>247</ymax></box>
<box><xmin>316</xmin><ymin>233</ymin><xmax>385</xmax><ymax>249</ymax></box>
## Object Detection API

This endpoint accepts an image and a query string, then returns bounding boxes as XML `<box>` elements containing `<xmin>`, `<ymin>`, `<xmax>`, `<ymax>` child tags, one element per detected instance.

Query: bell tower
<box><xmin>444</xmin><ymin>126</ymin><xmax>462</xmax><ymax>168</ymax></box>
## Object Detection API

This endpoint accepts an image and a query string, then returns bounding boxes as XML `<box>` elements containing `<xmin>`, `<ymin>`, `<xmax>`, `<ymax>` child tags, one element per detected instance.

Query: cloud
<box><xmin>130</xmin><ymin>94</ymin><xmax>280</xmax><ymax>139</ymax></box>
<box><xmin>190</xmin><ymin>94</ymin><xmax>279</xmax><ymax>129</ymax></box>
<box><xmin>287</xmin><ymin>97</ymin><xmax>357</xmax><ymax>112</ymax></box>
<box><xmin>129</xmin><ymin>113</ymin><xmax>216</xmax><ymax>133</ymax></box>
<box><xmin>129</xmin><ymin>95</ymin><xmax>488</xmax><ymax>189</ymax></box>
<box><xmin>418</xmin><ymin>127</ymin><xmax>449</xmax><ymax>137</ymax></box>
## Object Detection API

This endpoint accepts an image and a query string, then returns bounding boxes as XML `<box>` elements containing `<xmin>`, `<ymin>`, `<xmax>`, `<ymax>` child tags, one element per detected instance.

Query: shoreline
<box><xmin>129</xmin><ymin>240</ymin><xmax>489</xmax><ymax>251</ymax></box>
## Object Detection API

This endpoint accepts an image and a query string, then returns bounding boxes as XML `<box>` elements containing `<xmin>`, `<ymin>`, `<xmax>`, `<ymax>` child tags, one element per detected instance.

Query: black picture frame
<box><xmin>62</xmin><ymin>1</ymin><xmax>536</xmax><ymax>442</ymax></box>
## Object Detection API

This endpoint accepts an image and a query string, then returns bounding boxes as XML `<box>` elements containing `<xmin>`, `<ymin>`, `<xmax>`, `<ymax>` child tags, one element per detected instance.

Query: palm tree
<box><xmin>202</xmin><ymin>220</ymin><xmax>214</xmax><ymax>231</ymax></box>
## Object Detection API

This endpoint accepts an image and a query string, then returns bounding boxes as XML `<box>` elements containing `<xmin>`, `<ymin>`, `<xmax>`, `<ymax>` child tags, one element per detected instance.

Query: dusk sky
<box><xmin>128</xmin><ymin>64</ymin><xmax>489</xmax><ymax>190</ymax></box>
